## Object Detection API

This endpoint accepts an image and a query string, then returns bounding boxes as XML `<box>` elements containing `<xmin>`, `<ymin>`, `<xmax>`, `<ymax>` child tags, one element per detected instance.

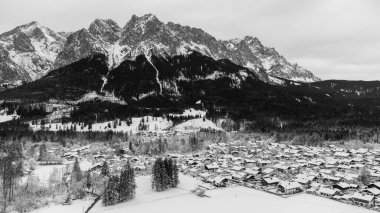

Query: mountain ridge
<box><xmin>0</xmin><ymin>14</ymin><xmax>320</xmax><ymax>84</ymax></box>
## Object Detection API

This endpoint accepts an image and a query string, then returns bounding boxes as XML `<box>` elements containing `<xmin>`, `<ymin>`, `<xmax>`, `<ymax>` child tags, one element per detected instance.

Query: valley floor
<box><xmin>30</xmin><ymin>174</ymin><xmax>375</xmax><ymax>213</ymax></box>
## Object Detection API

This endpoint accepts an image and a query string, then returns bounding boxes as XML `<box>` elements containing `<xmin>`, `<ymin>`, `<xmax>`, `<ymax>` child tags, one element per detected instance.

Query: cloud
<box><xmin>0</xmin><ymin>0</ymin><xmax>379</xmax><ymax>80</ymax></box>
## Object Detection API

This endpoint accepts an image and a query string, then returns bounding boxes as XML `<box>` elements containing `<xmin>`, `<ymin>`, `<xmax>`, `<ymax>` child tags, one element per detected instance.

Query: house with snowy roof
<box><xmin>318</xmin><ymin>188</ymin><xmax>339</xmax><ymax>197</ymax></box>
<box><xmin>351</xmin><ymin>193</ymin><xmax>375</xmax><ymax>207</ymax></box>
<box><xmin>363</xmin><ymin>187</ymin><xmax>380</xmax><ymax>196</ymax></box>
<box><xmin>205</xmin><ymin>162</ymin><xmax>219</xmax><ymax>171</ymax></box>
<box><xmin>262</xmin><ymin>177</ymin><xmax>280</xmax><ymax>186</ymax></box>
<box><xmin>278</xmin><ymin>181</ymin><xmax>302</xmax><ymax>194</ymax></box>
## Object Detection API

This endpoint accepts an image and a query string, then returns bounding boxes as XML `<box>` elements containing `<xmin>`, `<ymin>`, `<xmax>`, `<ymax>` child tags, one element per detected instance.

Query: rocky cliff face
<box><xmin>0</xmin><ymin>21</ymin><xmax>66</xmax><ymax>82</ymax></box>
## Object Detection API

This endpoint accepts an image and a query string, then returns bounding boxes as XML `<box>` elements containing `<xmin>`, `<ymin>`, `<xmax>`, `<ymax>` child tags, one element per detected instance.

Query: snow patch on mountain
<box><xmin>29</xmin><ymin>116</ymin><xmax>172</xmax><ymax>134</ymax></box>
<box><xmin>72</xmin><ymin>91</ymin><xmax>127</xmax><ymax>105</ymax></box>
<box><xmin>173</xmin><ymin>118</ymin><xmax>222</xmax><ymax>132</ymax></box>
<box><xmin>169</xmin><ymin>108</ymin><xmax>207</xmax><ymax>118</ymax></box>
<box><xmin>0</xmin><ymin>110</ymin><xmax>19</xmax><ymax>123</ymax></box>
<box><xmin>146</xmin><ymin>54</ymin><xmax>162</xmax><ymax>94</ymax></box>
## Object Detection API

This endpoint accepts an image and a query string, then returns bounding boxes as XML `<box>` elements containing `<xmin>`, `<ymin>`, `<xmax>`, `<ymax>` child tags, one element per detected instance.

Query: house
<box><xmin>333</xmin><ymin>182</ymin><xmax>350</xmax><ymax>191</ymax></box>
<box><xmin>273</xmin><ymin>164</ymin><xmax>291</xmax><ymax>173</ymax></box>
<box><xmin>351</xmin><ymin>193</ymin><xmax>375</xmax><ymax>207</ymax></box>
<box><xmin>212</xmin><ymin>176</ymin><xmax>229</xmax><ymax>187</ymax></box>
<box><xmin>262</xmin><ymin>168</ymin><xmax>275</xmax><ymax>175</ymax></box>
<box><xmin>199</xmin><ymin>172</ymin><xmax>212</xmax><ymax>182</ymax></box>
<box><xmin>318</xmin><ymin>188</ymin><xmax>339</xmax><ymax>197</ymax></box>
<box><xmin>232</xmin><ymin>172</ymin><xmax>248</xmax><ymax>182</ymax></box>
<box><xmin>321</xmin><ymin>174</ymin><xmax>341</xmax><ymax>184</ymax></box>
<box><xmin>257</xmin><ymin>160</ymin><xmax>271</xmax><ymax>167</ymax></box>
<box><xmin>205</xmin><ymin>162</ymin><xmax>219</xmax><ymax>171</ymax></box>
<box><xmin>231</xmin><ymin>166</ymin><xmax>245</xmax><ymax>172</ymax></box>
<box><xmin>364</xmin><ymin>187</ymin><xmax>380</xmax><ymax>196</ymax></box>
<box><xmin>262</xmin><ymin>177</ymin><xmax>280</xmax><ymax>186</ymax></box>
<box><xmin>368</xmin><ymin>182</ymin><xmax>380</xmax><ymax>190</ymax></box>
<box><xmin>278</xmin><ymin>181</ymin><xmax>302</xmax><ymax>194</ymax></box>
<box><xmin>189</xmin><ymin>168</ymin><xmax>199</xmax><ymax>177</ymax></box>
<box><xmin>295</xmin><ymin>178</ymin><xmax>310</xmax><ymax>186</ymax></box>
<box><xmin>334</xmin><ymin>152</ymin><xmax>350</xmax><ymax>158</ymax></box>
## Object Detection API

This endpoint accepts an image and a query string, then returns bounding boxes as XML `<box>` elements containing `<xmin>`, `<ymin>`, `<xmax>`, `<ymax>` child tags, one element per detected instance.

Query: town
<box><xmin>178</xmin><ymin>140</ymin><xmax>380</xmax><ymax>210</ymax></box>
<box><xmin>20</xmin><ymin>136</ymin><xmax>380</xmax><ymax>212</ymax></box>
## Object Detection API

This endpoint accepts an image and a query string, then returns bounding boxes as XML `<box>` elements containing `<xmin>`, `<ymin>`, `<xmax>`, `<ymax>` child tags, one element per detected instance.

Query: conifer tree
<box><xmin>118</xmin><ymin>165</ymin><xmax>130</xmax><ymax>202</ymax></box>
<box><xmin>164</xmin><ymin>158</ymin><xmax>173</xmax><ymax>187</ymax></box>
<box><xmin>101</xmin><ymin>161</ymin><xmax>110</xmax><ymax>176</ymax></box>
<box><xmin>38</xmin><ymin>143</ymin><xmax>47</xmax><ymax>161</ymax></box>
<box><xmin>103</xmin><ymin>175</ymin><xmax>119</xmax><ymax>206</ymax></box>
<box><xmin>159</xmin><ymin>159</ymin><xmax>169</xmax><ymax>191</ymax></box>
<box><xmin>127</xmin><ymin>161</ymin><xmax>136</xmax><ymax>199</ymax></box>
<box><xmin>118</xmin><ymin>161</ymin><xmax>136</xmax><ymax>202</ymax></box>
<box><xmin>72</xmin><ymin>158</ymin><xmax>83</xmax><ymax>182</ymax></box>
<box><xmin>151</xmin><ymin>157</ymin><xmax>180</xmax><ymax>192</ymax></box>
<box><xmin>172</xmin><ymin>159</ymin><xmax>179</xmax><ymax>187</ymax></box>
<box><xmin>85</xmin><ymin>172</ymin><xmax>92</xmax><ymax>189</ymax></box>
<box><xmin>129</xmin><ymin>141</ymin><xmax>134</xmax><ymax>154</ymax></box>
<box><xmin>15</xmin><ymin>161</ymin><xmax>24</xmax><ymax>177</ymax></box>
<box><xmin>152</xmin><ymin>158</ymin><xmax>163</xmax><ymax>191</ymax></box>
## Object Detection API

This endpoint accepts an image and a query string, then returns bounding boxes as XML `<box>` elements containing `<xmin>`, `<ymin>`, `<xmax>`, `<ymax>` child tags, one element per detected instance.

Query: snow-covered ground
<box><xmin>30</xmin><ymin>114</ymin><xmax>222</xmax><ymax>134</ymax></box>
<box><xmin>72</xmin><ymin>91</ymin><xmax>126</xmax><ymax>105</ymax></box>
<box><xmin>0</xmin><ymin>111</ymin><xmax>19</xmax><ymax>123</ymax></box>
<box><xmin>30</xmin><ymin>174</ymin><xmax>375</xmax><ymax>213</ymax></box>
<box><xmin>29</xmin><ymin>116</ymin><xmax>172</xmax><ymax>134</ymax></box>
<box><xmin>31</xmin><ymin>164</ymin><xmax>67</xmax><ymax>185</ymax></box>
<box><xmin>169</xmin><ymin>108</ymin><xmax>206</xmax><ymax>118</ymax></box>
<box><xmin>173</xmin><ymin>118</ymin><xmax>223</xmax><ymax>132</ymax></box>
<box><xmin>30</xmin><ymin>160</ymin><xmax>93</xmax><ymax>185</ymax></box>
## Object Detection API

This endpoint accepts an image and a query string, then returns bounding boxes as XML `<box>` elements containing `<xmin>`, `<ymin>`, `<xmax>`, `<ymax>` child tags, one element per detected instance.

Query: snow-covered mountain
<box><xmin>224</xmin><ymin>36</ymin><xmax>320</xmax><ymax>82</ymax></box>
<box><xmin>0</xmin><ymin>21</ymin><xmax>66</xmax><ymax>83</ymax></box>
<box><xmin>0</xmin><ymin>14</ymin><xmax>320</xmax><ymax>84</ymax></box>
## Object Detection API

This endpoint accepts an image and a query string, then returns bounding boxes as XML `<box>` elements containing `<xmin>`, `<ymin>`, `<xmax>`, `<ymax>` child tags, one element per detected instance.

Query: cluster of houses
<box><xmin>178</xmin><ymin>141</ymin><xmax>380</xmax><ymax>210</ymax></box>
<box><xmin>32</xmin><ymin>139</ymin><xmax>380</xmax><ymax>210</ymax></box>
<box><xmin>60</xmin><ymin>144</ymin><xmax>152</xmax><ymax>176</ymax></box>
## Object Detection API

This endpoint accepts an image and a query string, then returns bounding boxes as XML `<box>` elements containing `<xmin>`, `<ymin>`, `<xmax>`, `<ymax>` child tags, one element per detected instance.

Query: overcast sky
<box><xmin>0</xmin><ymin>0</ymin><xmax>379</xmax><ymax>80</ymax></box>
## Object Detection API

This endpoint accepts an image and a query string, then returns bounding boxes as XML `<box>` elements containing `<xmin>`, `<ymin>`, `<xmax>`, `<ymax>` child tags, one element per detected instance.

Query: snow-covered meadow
<box><xmin>30</xmin><ymin>174</ymin><xmax>375</xmax><ymax>213</ymax></box>
<box><xmin>0</xmin><ymin>110</ymin><xmax>19</xmax><ymax>123</ymax></box>
<box><xmin>29</xmin><ymin>116</ymin><xmax>173</xmax><ymax>134</ymax></box>
<box><xmin>28</xmin><ymin>107</ymin><xmax>222</xmax><ymax>134</ymax></box>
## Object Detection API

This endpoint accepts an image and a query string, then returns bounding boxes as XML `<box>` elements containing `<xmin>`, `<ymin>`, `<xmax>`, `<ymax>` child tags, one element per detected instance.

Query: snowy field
<box><xmin>29</xmin><ymin>114</ymin><xmax>222</xmax><ymax>133</ymax></box>
<box><xmin>173</xmin><ymin>118</ymin><xmax>223</xmax><ymax>132</ymax></box>
<box><xmin>0</xmin><ymin>111</ymin><xmax>19</xmax><ymax>123</ymax></box>
<box><xmin>30</xmin><ymin>174</ymin><xmax>374</xmax><ymax>213</ymax></box>
<box><xmin>169</xmin><ymin>108</ymin><xmax>206</xmax><ymax>118</ymax></box>
<box><xmin>30</xmin><ymin>160</ymin><xmax>93</xmax><ymax>185</ymax></box>
<box><xmin>29</xmin><ymin>116</ymin><xmax>172</xmax><ymax>134</ymax></box>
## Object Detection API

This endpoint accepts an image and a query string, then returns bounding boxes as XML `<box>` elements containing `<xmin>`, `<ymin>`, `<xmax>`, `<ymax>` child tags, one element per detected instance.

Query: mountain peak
<box><xmin>90</xmin><ymin>18</ymin><xmax>120</xmax><ymax>28</ymax></box>
<box><xmin>124</xmin><ymin>13</ymin><xmax>163</xmax><ymax>29</ymax></box>
<box><xmin>120</xmin><ymin>14</ymin><xmax>165</xmax><ymax>46</ymax></box>
<box><xmin>243</xmin><ymin>36</ymin><xmax>261</xmax><ymax>45</ymax></box>
<box><xmin>25</xmin><ymin>21</ymin><xmax>39</xmax><ymax>26</ymax></box>
<box><xmin>141</xmin><ymin>13</ymin><xmax>158</xmax><ymax>20</ymax></box>
<box><xmin>89</xmin><ymin>18</ymin><xmax>121</xmax><ymax>43</ymax></box>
